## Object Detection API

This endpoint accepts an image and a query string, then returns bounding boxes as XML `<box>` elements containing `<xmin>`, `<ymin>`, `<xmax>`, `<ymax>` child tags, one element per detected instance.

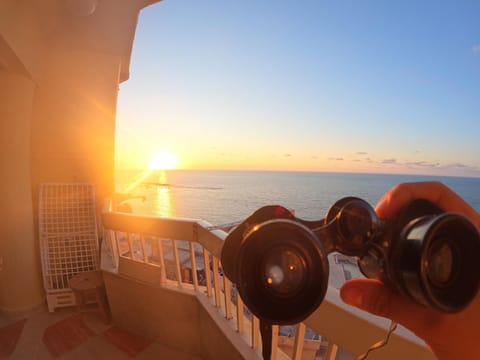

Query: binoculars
<box><xmin>221</xmin><ymin>197</ymin><xmax>480</xmax><ymax>325</ymax></box>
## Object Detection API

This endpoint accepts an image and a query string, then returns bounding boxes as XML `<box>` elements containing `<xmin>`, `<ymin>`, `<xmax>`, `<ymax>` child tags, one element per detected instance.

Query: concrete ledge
<box><xmin>118</xmin><ymin>257</ymin><xmax>163</xmax><ymax>286</ymax></box>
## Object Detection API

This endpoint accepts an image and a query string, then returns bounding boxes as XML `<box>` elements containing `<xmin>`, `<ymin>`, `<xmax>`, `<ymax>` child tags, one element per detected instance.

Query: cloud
<box><xmin>284</xmin><ymin>153</ymin><xmax>292</xmax><ymax>157</ymax></box>
<box><xmin>438</xmin><ymin>163</ymin><xmax>480</xmax><ymax>176</ymax></box>
<box><xmin>382</xmin><ymin>158</ymin><xmax>397</xmax><ymax>164</ymax></box>
<box><xmin>219</xmin><ymin>152</ymin><xmax>234</xmax><ymax>157</ymax></box>
<box><xmin>356</xmin><ymin>151</ymin><xmax>368</xmax><ymax>155</ymax></box>
<box><xmin>400</xmin><ymin>160</ymin><xmax>480</xmax><ymax>176</ymax></box>
<box><xmin>325</xmin><ymin>154</ymin><xmax>480</xmax><ymax>176</ymax></box>
<box><xmin>405</xmin><ymin>161</ymin><xmax>440</xmax><ymax>168</ymax></box>
<box><xmin>446</xmin><ymin>162</ymin><xmax>468</xmax><ymax>168</ymax></box>
<box><xmin>473</xmin><ymin>44</ymin><xmax>480</xmax><ymax>55</ymax></box>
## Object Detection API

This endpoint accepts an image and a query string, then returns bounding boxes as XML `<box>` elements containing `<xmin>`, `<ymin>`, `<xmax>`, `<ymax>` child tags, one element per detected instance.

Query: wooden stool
<box><xmin>69</xmin><ymin>270</ymin><xmax>111</xmax><ymax>323</ymax></box>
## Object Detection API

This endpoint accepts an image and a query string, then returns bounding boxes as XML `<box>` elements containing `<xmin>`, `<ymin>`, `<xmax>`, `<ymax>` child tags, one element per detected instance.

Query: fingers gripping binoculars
<box><xmin>221</xmin><ymin>197</ymin><xmax>480</xmax><ymax>326</ymax></box>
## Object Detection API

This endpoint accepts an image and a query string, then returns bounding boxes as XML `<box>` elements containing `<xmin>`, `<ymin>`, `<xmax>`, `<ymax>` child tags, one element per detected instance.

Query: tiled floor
<box><xmin>0</xmin><ymin>305</ymin><xmax>203</xmax><ymax>360</ymax></box>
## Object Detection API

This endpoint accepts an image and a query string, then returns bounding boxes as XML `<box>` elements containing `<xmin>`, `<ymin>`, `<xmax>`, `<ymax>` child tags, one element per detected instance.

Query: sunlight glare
<box><xmin>149</xmin><ymin>151</ymin><xmax>177</xmax><ymax>170</ymax></box>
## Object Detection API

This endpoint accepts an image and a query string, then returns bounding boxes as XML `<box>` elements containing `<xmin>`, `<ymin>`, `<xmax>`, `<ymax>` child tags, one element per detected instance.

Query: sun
<box><xmin>149</xmin><ymin>151</ymin><xmax>178</xmax><ymax>170</ymax></box>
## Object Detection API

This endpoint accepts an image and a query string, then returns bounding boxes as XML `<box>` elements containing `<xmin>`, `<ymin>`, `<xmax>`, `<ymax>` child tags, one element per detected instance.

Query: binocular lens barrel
<box><xmin>326</xmin><ymin>198</ymin><xmax>380</xmax><ymax>255</ymax></box>
<box><xmin>392</xmin><ymin>213</ymin><xmax>480</xmax><ymax>312</ymax></box>
<box><xmin>236</xmin><ymin>219</ymin><xmax>328</xmax><ymax>325</ymax></box>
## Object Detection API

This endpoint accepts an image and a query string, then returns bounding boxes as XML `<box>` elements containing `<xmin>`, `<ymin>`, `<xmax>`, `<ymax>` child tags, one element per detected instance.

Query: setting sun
<box><xmin>149</xmin><ymin>151</ymin><xmax>177</xmax><ymax>170</ymax></box>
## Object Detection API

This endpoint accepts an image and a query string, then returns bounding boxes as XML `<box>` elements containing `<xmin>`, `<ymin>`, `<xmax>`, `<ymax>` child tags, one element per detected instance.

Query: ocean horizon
<box><xmin>115</xmin><ymin>169</ymin><xmax>480</xmax><ymax>226</ymax></box>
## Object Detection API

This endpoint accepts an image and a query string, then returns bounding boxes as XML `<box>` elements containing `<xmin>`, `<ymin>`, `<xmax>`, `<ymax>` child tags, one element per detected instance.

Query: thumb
<box><xmin>340</xmin><ymin>279</ymin><xmax>442</xmax><ymax>341</ymax></box>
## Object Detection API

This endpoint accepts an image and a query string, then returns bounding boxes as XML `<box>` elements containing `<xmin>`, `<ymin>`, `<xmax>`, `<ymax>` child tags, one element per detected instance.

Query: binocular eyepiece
<box><xmin>221</xmin><ymin>198</ymin><xmax>480</xmax><ymax>325</ymax></box>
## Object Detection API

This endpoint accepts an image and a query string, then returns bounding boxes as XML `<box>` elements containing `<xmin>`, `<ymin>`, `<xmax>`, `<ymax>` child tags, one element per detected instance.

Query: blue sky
<box><xmin>115</xmin><ymin>0</ymin><xmax>480</xmax><ymax>176</ymax></box>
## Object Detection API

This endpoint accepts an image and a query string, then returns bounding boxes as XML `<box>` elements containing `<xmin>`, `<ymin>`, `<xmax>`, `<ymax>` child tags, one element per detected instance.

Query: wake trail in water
<box><xmin>141</xmin><ymin>182</ymin><xmax>222</xmax><ymax>190</ymax></box>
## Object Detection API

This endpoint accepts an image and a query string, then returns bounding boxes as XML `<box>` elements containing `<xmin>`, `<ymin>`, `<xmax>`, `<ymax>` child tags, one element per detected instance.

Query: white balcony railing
<box><xmin>101</xmin><ymin>206</ymin><xmax>435</xmax><ymax>360</ymax></box>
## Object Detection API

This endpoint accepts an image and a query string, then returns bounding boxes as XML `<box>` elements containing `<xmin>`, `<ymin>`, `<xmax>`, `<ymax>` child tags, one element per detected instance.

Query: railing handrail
<box><xmin>101</xmin><ymin>209</ymin><xmax>435</xmax><ymax>360</ymax></box>
<box><xmin>102</xmin><ymin>211</ymin><xmax>227</xmax><ymax>260</ymax></box>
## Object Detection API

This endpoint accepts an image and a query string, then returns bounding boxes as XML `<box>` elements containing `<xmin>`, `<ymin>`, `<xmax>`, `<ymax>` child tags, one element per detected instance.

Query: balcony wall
<box><xmin>103</xmin><ymin>270</ymin><xmax>257</xmax><ymax>360</ymax></box>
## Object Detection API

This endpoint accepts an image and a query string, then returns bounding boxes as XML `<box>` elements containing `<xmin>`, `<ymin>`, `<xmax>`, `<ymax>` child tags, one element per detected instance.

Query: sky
<box><xmin>115</xmin><ymin>0</ymin><xmax>480</xmax><ymax>177</ymax></box>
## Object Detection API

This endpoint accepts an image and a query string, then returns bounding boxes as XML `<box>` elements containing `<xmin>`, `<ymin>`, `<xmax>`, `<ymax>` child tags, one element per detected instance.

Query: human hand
<box><xmin>340</xmin><ymin>181</ymin><xmax>480</xmax><ymax>360</ymax></box>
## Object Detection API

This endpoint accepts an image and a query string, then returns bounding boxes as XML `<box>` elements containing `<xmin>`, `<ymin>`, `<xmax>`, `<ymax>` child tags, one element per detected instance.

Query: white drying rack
<box><xmin>38</xmin><ymin>183</ymin><xmax>99</xmax><ymax>311</ymax></box>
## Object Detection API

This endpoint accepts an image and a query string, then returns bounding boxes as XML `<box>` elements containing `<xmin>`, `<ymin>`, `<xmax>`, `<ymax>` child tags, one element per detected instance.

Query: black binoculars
<box><xmin>221</xmin><ymin>197</ymin><xmax>480</xmax><ymax>325</ymax></box>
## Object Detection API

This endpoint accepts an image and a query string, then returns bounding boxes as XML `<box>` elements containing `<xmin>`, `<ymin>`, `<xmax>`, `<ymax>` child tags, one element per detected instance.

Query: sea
<box><xmin>115</xmin><ymin>170</ymin><xmax>480</xmax><ymax>226</ymax></box>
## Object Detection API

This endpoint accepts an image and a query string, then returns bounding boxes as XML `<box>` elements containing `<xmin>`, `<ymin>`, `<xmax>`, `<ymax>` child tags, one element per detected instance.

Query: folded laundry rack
<box><xmin>38</xmin><ymin>183</ymin><xmax>99</xmax><ymax>312</ymax></box>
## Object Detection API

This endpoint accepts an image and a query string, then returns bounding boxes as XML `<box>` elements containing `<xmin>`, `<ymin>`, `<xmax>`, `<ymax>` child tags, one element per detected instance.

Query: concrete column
<box><xmin>0</xmin><ymin>69</ymin><xmax>44</xmax><ymax>311</ymax></box>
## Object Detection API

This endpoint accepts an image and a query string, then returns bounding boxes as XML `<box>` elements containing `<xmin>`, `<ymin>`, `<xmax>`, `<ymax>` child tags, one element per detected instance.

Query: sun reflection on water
<box><xmin>151</xmin><ymin>170</ymin><xmax>174</xmax><ymax>217</ymax></box>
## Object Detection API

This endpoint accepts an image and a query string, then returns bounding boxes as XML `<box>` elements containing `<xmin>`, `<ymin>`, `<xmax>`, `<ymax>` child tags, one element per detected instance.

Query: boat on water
<box><xmin>0</xmin><ymin>1</ymin><xmax>435</xmax><ymax>359</ymax></box>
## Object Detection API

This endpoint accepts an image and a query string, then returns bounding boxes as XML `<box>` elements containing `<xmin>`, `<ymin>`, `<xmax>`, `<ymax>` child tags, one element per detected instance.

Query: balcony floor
<box><xmin>0</xmin><ymin>304</ymin><xmax>203</xmax><ymax>360</ymax></box>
